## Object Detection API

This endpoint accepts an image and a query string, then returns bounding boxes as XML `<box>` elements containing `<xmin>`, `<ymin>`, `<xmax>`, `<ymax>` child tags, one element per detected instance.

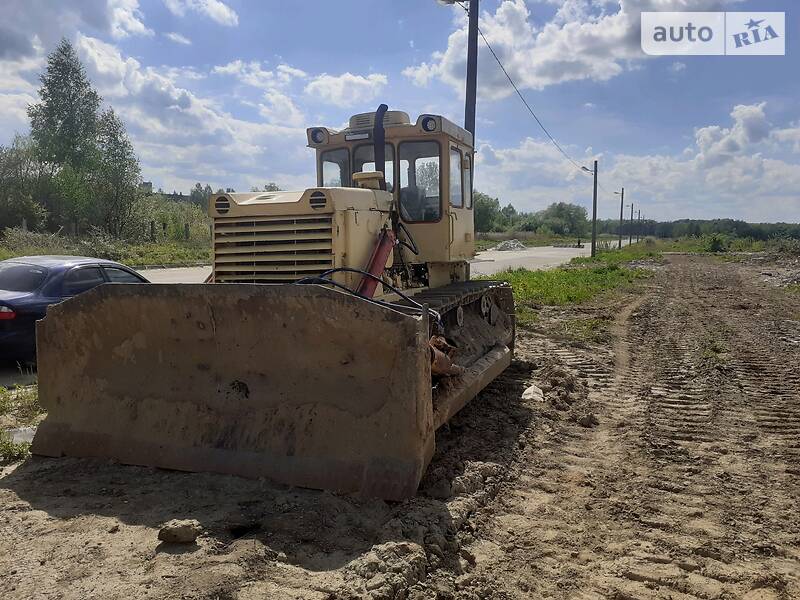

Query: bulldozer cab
<box><xmin>307</xmin><ymin>111</ymin><xmax>475</xmax><ymax>271</ymax></box>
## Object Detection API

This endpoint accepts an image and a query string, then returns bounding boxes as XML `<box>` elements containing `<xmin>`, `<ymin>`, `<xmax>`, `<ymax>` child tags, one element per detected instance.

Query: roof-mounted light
<box><xmin>310</xmin><ymin>128</ymin><xmax>326</xmax><ymax>144</ymax></box>
<box><xmin>421</xmin><ymin>116</ymin><xmax>437</xmax><ymax>132</ymax></box>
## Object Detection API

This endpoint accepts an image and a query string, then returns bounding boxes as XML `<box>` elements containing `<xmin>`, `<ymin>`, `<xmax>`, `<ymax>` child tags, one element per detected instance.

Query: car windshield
<box><xmin>0</xmin><ymin>262</ymin><xmax>48</xmax><ymax>292</ymax></box>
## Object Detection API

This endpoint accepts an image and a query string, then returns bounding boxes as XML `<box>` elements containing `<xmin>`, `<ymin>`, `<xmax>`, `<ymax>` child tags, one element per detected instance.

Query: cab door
<box><xmin>447</xmin><ymin>145</ymin><xmax>474</xmax><ymax>262</ymax></box>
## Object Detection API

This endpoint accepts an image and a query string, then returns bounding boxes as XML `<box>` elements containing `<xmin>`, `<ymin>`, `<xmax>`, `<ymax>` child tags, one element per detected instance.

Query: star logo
<box><xmin>745</xmin><ymin>18</ymin><xmax>764</xmax><ymax>29</ymax></box>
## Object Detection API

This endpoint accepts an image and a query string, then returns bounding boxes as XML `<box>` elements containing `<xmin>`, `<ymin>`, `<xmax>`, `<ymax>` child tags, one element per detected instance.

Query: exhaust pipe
<box><xmin>373</xmin><ymin>103</ymin><xmax>388</xmax><ymax>191</ymax></box>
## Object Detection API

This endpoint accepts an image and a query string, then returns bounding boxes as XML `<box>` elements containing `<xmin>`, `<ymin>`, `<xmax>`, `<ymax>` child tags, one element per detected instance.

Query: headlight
<box><xmin>421</xmin><ymin>116</ymin><xmax>437</xmax><ymax>132</ymax></box>
<box><xmin>310</xmin><ymin>128</ymin><xmax>325</xmax><ymax>144</ymax></box>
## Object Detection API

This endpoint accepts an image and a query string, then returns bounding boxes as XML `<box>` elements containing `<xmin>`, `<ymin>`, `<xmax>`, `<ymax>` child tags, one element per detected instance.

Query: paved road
<box><xmin>139</xmin><ymin>244</ymin><xmax>597</xmax><ymax>283</ymax></box>
<box><xmin>0</xmin><ymin>245</ymin><xmax>603</xmax><ymax>388</ymax></box>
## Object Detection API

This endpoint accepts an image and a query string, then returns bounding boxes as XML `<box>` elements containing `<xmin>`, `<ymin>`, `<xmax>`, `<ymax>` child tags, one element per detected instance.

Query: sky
<box><xmin>0</xmin><ymin>0</ymin><xmax>798</xmax><ymax>222</ymax></box>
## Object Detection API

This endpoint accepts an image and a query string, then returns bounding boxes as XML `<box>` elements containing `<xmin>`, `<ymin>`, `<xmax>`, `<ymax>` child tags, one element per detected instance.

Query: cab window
<box><xmin>320</xmin><ymin>148</ymin><xmax>350</xmax><ymax>187</ymax></box>
<box><xmin>449</xmin><ymin>147</ymin><xmax>463</xmax><ymax>208</ymax></box>
<box><xmin>353</xmin><ymin>144</ymin><xmax>394</xmax><ymax>192</ymax></box>
<box><xmin>398</xmin><ymin>141</ymin><xmax>441</xmax><ymax>222</ymax></box>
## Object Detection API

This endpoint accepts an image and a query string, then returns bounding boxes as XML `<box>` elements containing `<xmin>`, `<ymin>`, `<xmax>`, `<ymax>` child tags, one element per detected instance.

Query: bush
<box><xmin>76</xmin><ymin>227</ymin><xmax>124</xmax><ymax>261</ymax></box>
<box><xmin>1</xmin><ymin>227</ymin><xmax>74</xmax><ymax>255</ymax></box>
<box><xmin>703</xmin><ymin>233</ymin><xmax>729</xmax><ymax>253</ymax></box>
<box><xmin>769</xmin><ymin>237</ymin><xmax>800</xmax><ymax>256</ymax></box>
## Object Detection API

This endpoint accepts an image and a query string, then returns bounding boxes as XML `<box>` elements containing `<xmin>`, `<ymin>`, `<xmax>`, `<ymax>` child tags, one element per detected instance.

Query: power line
<box><xmin>453</xmin><ymin>0</ymin><xmax>614</xmax><ymax>188</ymax></box>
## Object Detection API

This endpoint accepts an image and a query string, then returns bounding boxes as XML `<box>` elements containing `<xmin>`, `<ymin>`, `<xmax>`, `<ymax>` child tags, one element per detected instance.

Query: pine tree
<box><xmin>28</xmin><ymin>39</ymin><xmax>101</xmax><ymax>171</ymax></box>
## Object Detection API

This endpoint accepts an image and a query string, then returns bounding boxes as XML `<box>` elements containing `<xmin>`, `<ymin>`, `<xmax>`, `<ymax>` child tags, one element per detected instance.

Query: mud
<box><xmin>1</xmin><ymin>254</ymin><xmax>799</xmax><ymax>599</ymax></box>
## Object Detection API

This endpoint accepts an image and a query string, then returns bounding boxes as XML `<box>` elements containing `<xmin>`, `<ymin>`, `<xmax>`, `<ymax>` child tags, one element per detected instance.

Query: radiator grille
<box><xmin>213</xmin><ymin>214</ymin><xmax>334</xmax><ymax>283</ymax></box>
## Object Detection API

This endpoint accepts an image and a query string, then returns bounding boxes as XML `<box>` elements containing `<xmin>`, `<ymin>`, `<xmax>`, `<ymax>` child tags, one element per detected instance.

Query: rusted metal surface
<box><xmin>32</xmin><ymin>283</ymin><xmax>434</xmax><ymax>500</ymax></box>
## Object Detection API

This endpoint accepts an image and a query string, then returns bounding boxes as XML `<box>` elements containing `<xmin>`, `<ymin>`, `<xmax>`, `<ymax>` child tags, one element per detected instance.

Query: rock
<box><xmin>577</xmin><ymin>413</ymin><xmax>599</xmax><ymax>428</ymax></box>
<box><xmin>157</xmin><ymin>519</ymin><xmax>202</xmax><ymax>543</ymax></box>
<box><xmin>521</xmin><ymin>384</ymin><xmax>544</xmax><ymax>401</ymax></box>
<box><xmin>108</xmin><ymin>524</ymin><xmax>120</xmax><ymax>534</ymax></box>
<box><xmin>366</xmin><ymin>574</ymin><xmax>387</xmax><ymax>591</ymax></box>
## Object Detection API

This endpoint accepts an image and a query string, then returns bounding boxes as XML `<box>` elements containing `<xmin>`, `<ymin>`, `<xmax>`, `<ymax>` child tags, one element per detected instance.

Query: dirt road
<box><xmin>1</xmin><ymin>255</ymin><xmax>798</xmax><ymax>599</ymax></box>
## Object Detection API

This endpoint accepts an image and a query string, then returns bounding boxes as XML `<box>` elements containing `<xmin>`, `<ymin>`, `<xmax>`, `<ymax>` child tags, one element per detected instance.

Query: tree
<box><xmin>536</xmin><ymin>202</ymin><xmax>589</xmax><ymax>236</ymax></box>
<box><xmin>474</xmin><ymin>191</ymin><xmax>501</xmax><ymax>232</ymax></box>
<box><xmin>94</xmin><ymin>108</ymin><xmax>141</xmax><ymax>236</ymax></box>
<box><xmin>54</xmin><ymin>164</ymin><xmax>92</xmax><ymax>233</ymax></box>
<box><xmin>0</xmin><ymin>135</ymin><xmax>49</xmax><ymax>230</ymax></box>
<box><xmin>28</xmin><ymin>39</ymin><xmax>100</xmax><ymax>171</ymax></box>
<box><xmin>0</xmin><ymin>145</ymin><xmax>46</xmax><ymax>231</ymax></box>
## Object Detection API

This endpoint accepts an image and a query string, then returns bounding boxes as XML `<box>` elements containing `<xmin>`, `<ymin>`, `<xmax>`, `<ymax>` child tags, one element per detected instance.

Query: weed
<box><xmin>562</xmin><ymin>317</ymin><xmax>610</xmax><ymax>343</ymax></box>
<box><xmin>0</xmin><ymin>227</ymin><xmax>210</xmax><ymax>267</ymax></box>
<box><xmin>0</xmin><ymin>385</ymin><xmax>44</xmax><ymax>428</ymax></box>
<box><xmin>699</xmin><ymin>335</ymin><xmax>729</xmax><ymax>370</ymax></box>
<box><xmin>0</xmin><ymin>431</ymin><xmax>31</xmax><ymax>464</ymax></box>
<box><xmin>485</xmin><ymin>264</ymin><xmax>648</xmax><ymax>330</ymax></box>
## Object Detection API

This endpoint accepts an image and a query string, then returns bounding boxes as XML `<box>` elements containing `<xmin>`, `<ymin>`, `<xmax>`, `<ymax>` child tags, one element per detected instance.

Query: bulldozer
<box><xmin>31</xmin><ymin>105</ymin><xmax>515</xmax><ymax>500</ymax></box>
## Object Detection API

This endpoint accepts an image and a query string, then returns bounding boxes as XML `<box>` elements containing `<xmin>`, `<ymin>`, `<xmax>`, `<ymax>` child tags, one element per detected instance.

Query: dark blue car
<box><xmin>0</xmin><ymin>256</ymin><xmax>149</xmax><ymax>361</ymax></box>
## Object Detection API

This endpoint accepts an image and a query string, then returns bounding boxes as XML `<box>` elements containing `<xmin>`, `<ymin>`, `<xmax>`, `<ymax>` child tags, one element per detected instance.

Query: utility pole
<box><xmin>615</xmin><ymin>188</ymin><xmax>624</xmax><ymax>249</ymax></box>
<box><xmin>590</xmin><ymin>160</ymin><xmax>598</xmax><ymax>257</ymax></box>
<box><xmin>464</xmin><ymin>0</ymin><xmax>479</xmax><ymax>141</ymax></box>
<box><xmin>629</xmin><ymin>203</ymin><xmax>634</xmax><ymax>246</ymax></box>
<box><xmin>637</xmin><ymin>209</ymin><xmax>641</xmax><ymax>243</ymax></box>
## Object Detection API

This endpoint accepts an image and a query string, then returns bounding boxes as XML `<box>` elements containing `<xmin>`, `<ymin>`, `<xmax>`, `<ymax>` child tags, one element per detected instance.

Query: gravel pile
<box><xmin>494</xmin><ymin>239</ymin><xmax>526</xmax><ymax>251</ymax></box>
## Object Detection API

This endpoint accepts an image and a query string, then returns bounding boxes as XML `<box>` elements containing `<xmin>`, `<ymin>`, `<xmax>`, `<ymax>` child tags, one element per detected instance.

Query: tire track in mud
<box><xmin>426</xmin><ymin>255</ymin><xmax>800</xmax><ymax>600</ymax></box>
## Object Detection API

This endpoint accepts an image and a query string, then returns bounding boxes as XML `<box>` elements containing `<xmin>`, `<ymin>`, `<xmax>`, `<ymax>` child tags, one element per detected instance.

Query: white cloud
<box><xmin>165</xmin><ymin>32</ymin><xmax>191</xmax><ymax>45</ymax></box>
<box><xmin>0</xmin><ymin>0</ymin><xmax>156</xmax><ymax>58</ymax></box>
<box><xmin>669</xmin><ymin>61</ymin><xmax>686</xmax><ymax>73</ymax></box>
<box><xmin>304</xmin><ymin>72</ymin><xmax>387</xmax><ymax>108</ymax></box>
<box><xmin>694</xmin><ymin>102</ymin><xmax>770</xmax><ymax>167</ymax></box>
<box><xmin>259</xmin><ymin>91</ymin><xmax>305</xmax><ymax>127</ymax></box>
<box><xmin>213</xmin><ymin>60</ymin><xmax>307</xmax><ymax>90</ymax></box>
<box><xmin>773</xmin><ymin>125</ymin><xmax>800</xmax><ymax>153</ymax></box>
<box><xmin>164</xmin><ymin>0</ymin><xmax>238</xmax><ymax>27</ymax></box>
<box><xmin>404</xmin><ymin>0</ymin><xmax>743</xmax><ymax>98</ymax></box>
<box><xmin>108</xmin><ymin>0</ymin><xmax>153</xmax><ymax>38</ymax></box>
<box><xmin>0</xmin><ymin>40</ymin><xmax>44</xmax><ymax>137</ymax></box>
<box><xmin>475</xmin><ymin>102</ymin><xmax>800</xmax><ymax>221</ymax></box>
<box><xmin>74</xmin><ymin>35</ymin><xmax>307</xmax><ymax>192</ymax></box>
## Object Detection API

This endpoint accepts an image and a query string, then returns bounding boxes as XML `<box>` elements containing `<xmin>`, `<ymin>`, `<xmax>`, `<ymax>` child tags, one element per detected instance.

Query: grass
<box><xmin>0</xmin><ymin>240</ymin><xmax>211</xmax><ymax>267</ymax></box>
<box><xmin>0</xmin><ymin>431</ymin><xmax>30</xmax><ymax>464</ymax></box>
<box><xmin>573</xmin><ymin>239</ymin><xmax>663</xmax><ymax>267</ymax></box>
<box><xmin>0</xmin><ymin>385</ymin><xmax>44</xmax><ymax>429</ymax></box>
<box><xmin>699</xmin><ymin>334</ymin><xmax>730</xmax><ymax>371</ymax></box>
<box><xmin>486</xmin><ymin>264</ymin><xmax>649</xmax><ymax>326</ymax></box>
<box><xmin>119</xmin><ymin>242</ymin><xmax>210</xmax><ymax>267</ymax></box>
<box><xmin>562</xmin><ymin>317</ymin><xmax>611</xmax><ymax>343</ymax></box>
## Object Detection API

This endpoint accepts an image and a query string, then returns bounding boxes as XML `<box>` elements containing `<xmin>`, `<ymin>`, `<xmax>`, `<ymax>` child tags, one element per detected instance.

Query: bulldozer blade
<box><xmin>32</xmin><ymin>284</ymin><xmax>437</xmax><ymax>500</ymax></box>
